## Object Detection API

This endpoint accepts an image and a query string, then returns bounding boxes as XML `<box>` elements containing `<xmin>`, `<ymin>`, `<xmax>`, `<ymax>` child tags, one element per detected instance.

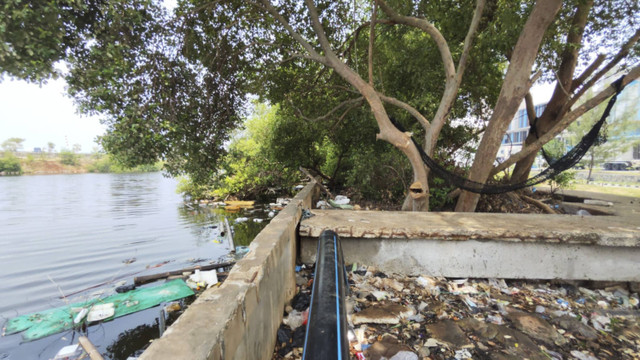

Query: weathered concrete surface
<box><xmin>538</xmin><ymin>187</ymin><xmax>640</xmax><ymax>221</ymax></box>
<box><xmin>300</xmin><ymin>207</ymin><xmax>640</xmax><ymax>280</ymax></box>
<box><xmin>140</xmin><ymin>183</ymin><xmax>319</xmax><ymax>360</ymax></box>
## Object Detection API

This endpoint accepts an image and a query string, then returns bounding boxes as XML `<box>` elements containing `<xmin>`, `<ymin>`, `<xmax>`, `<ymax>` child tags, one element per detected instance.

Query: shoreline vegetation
<box><xmin>0</xmin><ymin>151</ymin><xmax>162</xmax><ymax>176</ymax></box>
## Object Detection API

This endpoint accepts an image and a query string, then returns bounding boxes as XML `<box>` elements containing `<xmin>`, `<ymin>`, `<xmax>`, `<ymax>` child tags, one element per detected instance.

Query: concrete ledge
<box><xmin>140</xmin><ymin>183</ymin><xmax>319</xmax><ymax>360</ymax></box>
<box><xmin>300</xmin><ymin>210</ymin><xmax>640</xmax><ymax>281</ymax></box>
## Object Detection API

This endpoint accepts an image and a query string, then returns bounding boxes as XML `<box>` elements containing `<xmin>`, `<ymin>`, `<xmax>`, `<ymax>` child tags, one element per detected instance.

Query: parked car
<box><xmin>603</xmin><ymin>161</ymin><xmax>633</xmax><ymax>170</ymax></box>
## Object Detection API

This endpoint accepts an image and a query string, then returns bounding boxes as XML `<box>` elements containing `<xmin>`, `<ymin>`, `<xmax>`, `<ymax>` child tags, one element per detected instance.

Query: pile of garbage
<box><xmin>274</xmin><ymin>264</ymin><xmax>640</xmax><ymax>360</ymax></box>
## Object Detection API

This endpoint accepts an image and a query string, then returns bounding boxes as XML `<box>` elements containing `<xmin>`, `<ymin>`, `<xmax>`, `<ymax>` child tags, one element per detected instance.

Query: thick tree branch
<box><xmin>304</xmin><ymin>0</ymin><xmax>335</xmax><ymax>59</ymax></box>
<box><xmin>568</xmin><ymin>28</ymin><xmax>640</xmax><ymax>109</ymax></box>
<box><xmin>455</xmin><ymin>0</ymin><xmax>486</xmax><ymax>83</ymax></box>
<box><xmin>571</xmin><ymin>54</ymin><xmax>606</xmax><ymax>92</ymax></box>
<box><xmin>377</xmin><ymin>93</ymin><xmax>431</xmax><ymax>130</ymax></box>
<box><xmin>556</xmin><ymin>1</ymin><xmax>593</xmax><ymax>95</ymax></box>
<box><xmin>427</xmin><ymin>0</ymin><xmax>486</xmax><ymax>155</ymax></box>
<box><xmin>456</xmin><ymin>0</ymin><xmax>562</xmax><ymax>212</ymax></box>
<box><xmin>368</xmin><ymin>1</ymin><xmax>378</xmax><ymax>86</ymax></box>
<box><xmin>491</xmin><ymin>65</ymin><xmax>640</xmax><ymax>175</ymax></box>
<box><xmin>524</xmin><ymin>92</ymin><xmax>536</xmax><ymax>124</ymax></box>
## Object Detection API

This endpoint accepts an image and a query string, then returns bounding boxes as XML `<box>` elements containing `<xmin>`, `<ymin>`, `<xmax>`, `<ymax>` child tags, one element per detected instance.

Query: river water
<box><xmin>0</xmin><ymin>172</ymin><xmax>268</xmax><ymax>359</ymax></box>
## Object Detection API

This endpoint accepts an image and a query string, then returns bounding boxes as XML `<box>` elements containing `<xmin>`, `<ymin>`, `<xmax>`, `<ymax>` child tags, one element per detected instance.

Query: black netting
<box><xmin>391</xmin><ymin>76</ymin><xmax>623</xmax><ymax>194</ymax></box>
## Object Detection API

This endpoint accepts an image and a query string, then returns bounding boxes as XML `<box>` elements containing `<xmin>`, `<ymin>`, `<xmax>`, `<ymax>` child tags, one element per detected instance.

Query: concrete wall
<box><xmin>301</xmin><ymin>237</ymin><xmax>640</xmax><ymax>281</ymax></box>
<box><xmin>300</xmin><ymin>210</ymin><xmax>640</xmax><ymax>281</ymax></box>
<box><xmin>140</xmin><ymin>183</ymin><xmax>319</xmax><ymax>360</ymax></box>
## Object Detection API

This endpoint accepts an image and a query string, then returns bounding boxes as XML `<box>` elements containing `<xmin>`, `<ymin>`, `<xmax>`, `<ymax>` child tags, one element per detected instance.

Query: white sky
<box><xmin>0</xmin><ymin>78</ymin><xmax>105</xmax><ymax>153</ymax></box>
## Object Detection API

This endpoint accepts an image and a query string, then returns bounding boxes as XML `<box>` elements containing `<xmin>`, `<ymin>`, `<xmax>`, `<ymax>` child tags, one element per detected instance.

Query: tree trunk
<box><xmin>328</xmin><ymin>57</ymin><xmax>431</xmax><ymax>211</ymax></box>
<box><xmin>455</xmin><ymin>0</ymin><xmax>562</xmax><ymax>212</ymax></box>
<box><xmin>511</xmin><ymin>1</ymin><xmax>593</xmax><ymax>183</ymax></box>
<box><xmin>587</xmin><ymin>151</ymin><xmax>594</xmax><ymax>183</ymax></box>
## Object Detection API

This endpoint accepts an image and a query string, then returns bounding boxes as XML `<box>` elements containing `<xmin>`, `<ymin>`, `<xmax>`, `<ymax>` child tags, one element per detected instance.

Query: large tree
<box><xmin>456</xmin><ymin>0</ymin><xmax>640</xmax><ymax>211</ymax></box>
<box><xmin>2</xmin><ymin>0</ymin><xmax>639</xmax><ymax>212</ymax></box>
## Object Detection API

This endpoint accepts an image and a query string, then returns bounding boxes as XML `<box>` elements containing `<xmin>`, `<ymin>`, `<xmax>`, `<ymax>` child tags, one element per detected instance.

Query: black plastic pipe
<box><xmin>302</xmin><ymin>230</ymin><xmax>350</xmax><ymax>360</ymax></box>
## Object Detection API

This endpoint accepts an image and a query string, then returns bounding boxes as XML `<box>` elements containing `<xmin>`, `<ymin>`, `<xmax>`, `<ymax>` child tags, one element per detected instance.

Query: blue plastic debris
<box><xmin>556</xmin><ymin>299</ymin><xmax>570</xmax><ymax>308</ymax></box>
<box><xmin>295</xmin><ymin>265</ymin><xmax>302</xmax><ymax>273</ymax></box>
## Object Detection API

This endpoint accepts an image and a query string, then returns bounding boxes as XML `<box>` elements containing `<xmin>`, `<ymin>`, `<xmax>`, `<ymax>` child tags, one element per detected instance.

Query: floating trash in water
<box><xmin>53</xmin><ymin>344</ymin><xmax>85</xmax><ymax>360</ymax></box>
<box><xmin>235</xmin><ymin>246</ymin><xmax>250</xmax><ymax>256</ymax></box>
<box><xmin>5</xmin><ymin>280</ymin><xmax>194</xmax><ymax>341</ymax></box>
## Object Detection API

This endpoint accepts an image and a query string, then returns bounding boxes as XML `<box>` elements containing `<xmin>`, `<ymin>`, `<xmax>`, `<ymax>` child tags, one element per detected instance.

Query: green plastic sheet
<box><xmin>4</xmin><ymin>279</ymin><xmax>194</xmax><ymax>341</ymax></box>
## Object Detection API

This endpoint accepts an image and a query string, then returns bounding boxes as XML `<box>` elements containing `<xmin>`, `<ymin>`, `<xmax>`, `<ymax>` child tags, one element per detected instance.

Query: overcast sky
<box><xmin>0</xmin><ymin>78</ymin><xmax>105</xmax><ymax>153</ymax></box>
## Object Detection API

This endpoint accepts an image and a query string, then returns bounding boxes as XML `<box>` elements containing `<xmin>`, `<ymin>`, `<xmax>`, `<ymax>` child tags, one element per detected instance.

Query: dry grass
<box><xmin>569</xmin><ymin>183</ymin><xmax>640</xmax><ymax>197</ymax></box>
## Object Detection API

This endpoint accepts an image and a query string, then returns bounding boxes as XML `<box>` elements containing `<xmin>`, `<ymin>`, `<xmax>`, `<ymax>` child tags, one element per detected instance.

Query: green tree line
<box><xmin>2</xmin><ymin>0</ymin><xmax>638</xmax><ymax>211</ymax></box>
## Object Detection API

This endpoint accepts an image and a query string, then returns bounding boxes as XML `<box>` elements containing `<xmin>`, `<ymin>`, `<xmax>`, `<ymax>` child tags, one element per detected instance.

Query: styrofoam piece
<box><xmin>87</xmin><ymin>303</ymin><xmax>115</xmax><ymax>322</ymax></box>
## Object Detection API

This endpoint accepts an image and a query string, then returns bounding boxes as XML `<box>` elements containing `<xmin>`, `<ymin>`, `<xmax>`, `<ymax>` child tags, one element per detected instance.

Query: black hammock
<box><xmin>390</xmin><ymin>76</ymin><xmax>624</xmax><ymax>194</ymax></box>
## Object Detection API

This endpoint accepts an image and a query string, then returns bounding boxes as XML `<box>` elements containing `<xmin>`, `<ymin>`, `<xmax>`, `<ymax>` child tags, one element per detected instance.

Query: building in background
<box><xmin>496</xmin><ymin>102</ymin><xmax>547</xmax><ymax>165</ymax></box>
<box><xmin>497</xmin><ymin>80</ymin><xmax>640</xmax><ymax>169</ymax></box>
<box><xmin>610</xmin><ymin>80</ymin><xmax>640</xmax><ymax>163</ymax></box>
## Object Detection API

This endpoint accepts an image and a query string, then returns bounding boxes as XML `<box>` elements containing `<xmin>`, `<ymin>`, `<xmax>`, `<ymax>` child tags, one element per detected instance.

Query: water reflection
<box><xmin>177</xmin><ymin>204</ymin><xmax>271</xmax><ymax>249</ymax></box>
<box><xmin>0</xmin><ymin>173</ymin><xmax>274</xmax><ymax>359</ymax></box>
<box><xmin>109</xmin><ymin>174</ymin><xmax>162</xmax><ymax>218</ymax></box>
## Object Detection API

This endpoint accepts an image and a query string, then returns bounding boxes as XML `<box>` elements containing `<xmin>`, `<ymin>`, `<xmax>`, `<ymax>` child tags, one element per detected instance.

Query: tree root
<box><xmin>521</xmin><ymin>194</ymin><xmax>557</xmax><ymax>214</ymax></box>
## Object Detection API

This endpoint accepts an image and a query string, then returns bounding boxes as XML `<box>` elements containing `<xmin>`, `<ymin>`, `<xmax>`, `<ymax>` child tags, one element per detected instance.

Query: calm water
<box><xmin>0</xmin><ymin>172</ymin><xmax>268</xmax><ymax>359</ymax></box>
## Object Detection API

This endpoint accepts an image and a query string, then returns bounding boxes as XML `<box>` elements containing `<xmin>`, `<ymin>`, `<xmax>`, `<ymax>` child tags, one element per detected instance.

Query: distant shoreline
<box><xmin>1</xmin><ymin>152</ymin><xmax>162</xmax><ymax>175</ymax></box>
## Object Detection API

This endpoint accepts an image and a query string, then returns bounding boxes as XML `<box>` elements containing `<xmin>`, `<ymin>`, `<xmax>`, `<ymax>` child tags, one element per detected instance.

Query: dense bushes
<box><xmin>177</xmin><ymin>103</ymin><xmax>413</xmax><ymax>204</ymax></box>
<box><xmin>0</xmin><ymin>153</ymin><xmax>21</xmax><ymax>173</ymax></box>
<box><xmin>59</xmin><ymin>150</ymin><xmax>79</xmax><ymax>166</ymax></box>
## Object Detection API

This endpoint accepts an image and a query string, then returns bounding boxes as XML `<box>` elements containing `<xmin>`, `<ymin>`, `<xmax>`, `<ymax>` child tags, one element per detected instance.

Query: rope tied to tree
<box><xmin>390</xmin><ymin>74</ymin><xmax>625</xmax><ymax>194</ymax></box>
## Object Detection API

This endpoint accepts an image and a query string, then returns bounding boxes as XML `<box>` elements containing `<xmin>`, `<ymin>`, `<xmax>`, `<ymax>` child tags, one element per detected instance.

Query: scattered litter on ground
<box><xmin>273</xmin><ymin>264</ymin><xmax>640</xmax><ymax>360</ymax></box>
<box><xmin>333</xmin><ymin>195</ymin><xmax>351</xmax><ymax>205</ymax></box>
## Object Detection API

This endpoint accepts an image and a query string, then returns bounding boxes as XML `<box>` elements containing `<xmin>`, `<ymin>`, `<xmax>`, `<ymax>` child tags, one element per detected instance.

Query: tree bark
<box><xmin>305</xmin><ymin>0</ymin><xmax>431</xmax><ymax>210</ymax></box>
<box><xmin>510</xmin><ymin>0</ymin><xmax>593</xmax><ymax>184</ymax></box>
<box><xmin>455</xmin><ymin>0</ymin><xmax>562</xmax><ymax>212</ymax></box>
<box><xmin>376</xmin><ymin>0</ymin><xmax>485</xmax><ymax>210</ymax></box>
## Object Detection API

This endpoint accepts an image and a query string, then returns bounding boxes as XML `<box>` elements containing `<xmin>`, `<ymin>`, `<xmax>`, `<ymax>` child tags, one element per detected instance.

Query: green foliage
<box><xmin>0</xmin><ymin>152</ymin><xmax>21</xmax><ymax>173</ymax></box>
<box><xmin>0</xmin><ymin>0</ymin><xmax>104</xmax><ymax>82</ymax></box>
<box><xmin>549</xmin><ymin>170</ymin><xmax>576</xmax><ymax>193</ymax></box>
<box><xmin>4</xmin><ymin>0</ymin><xmax>639</xmax><ymax>210</ymax></box>
<box><xmin>428</xmin><ymin>176</ymin><xmax>456</xmax><ymax>211</ymax></box>
<box><xmin>211</xmin><ymin>103</ymin><xmax>300</xmax><ymax>199</ymax></box>
<box><xmin>59</xmin><ymin>150</ymin><xmax>78</xmax><ymax>166</ymax></box>
<box><xmin>25</xmin><ymin>153</ymin><xmax>35</xmax><ymax>165</ymax></box>
<box><xmin>175</xmin><ymin>176</ymin><xmax>217</xmax><ymax>200</ymax></box>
